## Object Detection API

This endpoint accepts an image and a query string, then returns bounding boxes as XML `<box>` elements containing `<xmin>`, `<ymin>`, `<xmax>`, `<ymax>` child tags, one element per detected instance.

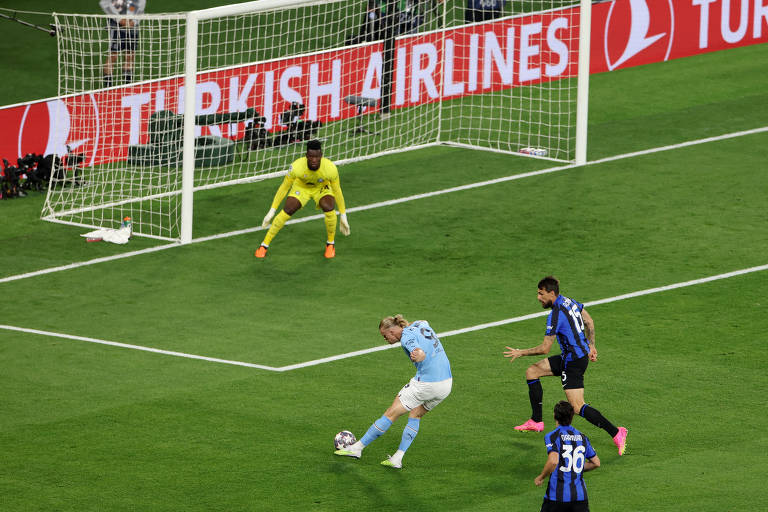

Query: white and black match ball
<box><xmin>334</xmin><ymin>430</ymin><xmax>356</xmax><ymax>450</ymax></box>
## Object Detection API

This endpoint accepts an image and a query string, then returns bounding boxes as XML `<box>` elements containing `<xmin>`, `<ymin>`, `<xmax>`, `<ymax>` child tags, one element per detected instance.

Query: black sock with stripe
<box><xmin>580</xmin><ymin>404</ymin><xmax>619</xmax><ymax>437</ymax></box>
<box><xmin>527</xmin><ymin>379</ymin><xmax>543</xmax><ymax>422</ymax></box>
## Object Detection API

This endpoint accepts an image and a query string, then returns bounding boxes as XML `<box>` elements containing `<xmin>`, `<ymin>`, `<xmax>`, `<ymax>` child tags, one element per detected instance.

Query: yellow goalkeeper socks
<box><xmin>262</xmin><ymin>210</ymin><xmax>290</xmax><ymax>246</ymax></box>
<box><xmin>324</xmin><ymin>211</ymin><xmax>337</xmax><ymax>243</ymax></box>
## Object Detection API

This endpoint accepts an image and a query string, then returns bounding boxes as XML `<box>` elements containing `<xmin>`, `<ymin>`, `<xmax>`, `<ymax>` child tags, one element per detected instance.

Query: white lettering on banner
<box><xmin>196</xmin><ymin>82</ymin><xmax>222</xmax><ymax>137</ymax></box>
<box><xmin>155</xmin><ymin>89</ymin><xmax>165</xmax><ymax>112</ymax></box>
<box><xmin>546</xmin><ymin>17</ymin><xmax>569</xmax><ymax>77</ymax></box>
<box><xmin>229</xmin><ymin>74</ymin><xmax>258</xmax><ymax>113</ymax></box>
<box><xmin>483</xmin><ymin>29</ymin><xmax>514</xmax><ymax>89</ymax></box>
<box><xmin>279</xmin><ymin>66</ymin><xmax>303</xmax><ymax>111</ymax></box>
<box><xmin>229</xmin><ymin>74</ymin><xmax>258</xmax><ymax>135</ymax></box>
<box><xmin>694</xmin><ymin>0</ymin><xmax>766</xmax><ymax>48</ymax></box>
<box><xmin>395</xmin><ymin>46</ymin><xmax>407</xmax><ymax>105</ymax></box>
<box><xmin>693</xmin><ymin>0</ymin><xmax>719</xmax><ymax>48</ymax></box>
<box><xmin>520</xmin><ymin>23</ymin><xmax>542</xmax><ymax>83</ymax></box>
<box><xmin>43</xmin><ymin>100</ymin><xmax>72</xmax><ymax>157</ymax></box>
<box><xmin>361</xmin><ymin>52</ymin><xmax>383</xmax><ymax>100</ymax></box>
<box><xmin>468</xmin><ymin>33</ymin><xmax>479</xmax><ymax>92</ymax></box>
<box><xmin>411</xmin><ymin>43</ymin><xmax>439</xmax><ymax>103</ymax></box>
<box><xmin>443</xmin><ymin>39</ymin><xmax>465</xmax><ymax>97</ymax></box>
<box><xmin>721</xmin><ymin>0</ymin><xmax>750</xmax><ymax>43</ymax></box>
<box><xmin>263</xmin><ymin>70</ymin><xmax>274</xmax><ymax>129</ymax></box>
<box><xmin>122</xmin><ymin>92</ymin><xmax>151</xmax><ymax>145</ymax></box>
<box><xmin>309</xmin><ymin>60</ymin><xmax>341</xmax><ymax>120</ymax></box>
<box><xmin>755</xmin><ymin>0</ymin><xmax>768</xmax><ymax>37</ymax></box>
<box><xmin>178</xmin><ymin>83</ymin><xmax>223</xmax><ymax>136</ymax></box>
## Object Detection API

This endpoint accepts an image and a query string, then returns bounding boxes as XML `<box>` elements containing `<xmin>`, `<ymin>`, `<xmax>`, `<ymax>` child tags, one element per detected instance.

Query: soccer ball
<box><xmin>334</xmin><ymin>430</ymin><xmax>356</xmax><ymax>450</ymax></box>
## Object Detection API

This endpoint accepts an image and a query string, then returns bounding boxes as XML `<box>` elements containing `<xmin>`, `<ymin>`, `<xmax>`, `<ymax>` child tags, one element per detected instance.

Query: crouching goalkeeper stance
<box><xmin>255</xmin><ymin>139</ymin><xmax>350</xmax><ymax>259</ymax></box>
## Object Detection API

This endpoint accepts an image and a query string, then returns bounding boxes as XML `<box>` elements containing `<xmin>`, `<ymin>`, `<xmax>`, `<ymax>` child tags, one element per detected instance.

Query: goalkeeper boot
<box><xmin>324</xmin><ymin>242</ymin><xmax>335</xmax><ymax>259</ymax></box>
<box><xmin>613</xmin><ymin>427</ymin><xmax>628</xmax><ymax>456</ymax></box>
<box><xmin>514</xmin><ymin>419</ymin><xmax>544</xmax><ymax>432</ymax></box>
<box><xmin>380</xmin><ymin>455</ymin><xmax>402</xmax><ymax>469</ymax></box>
<box><xmin>254</xmin><ymin>244</ymin><xmax>268</xmax><ymax>258</ymax></box>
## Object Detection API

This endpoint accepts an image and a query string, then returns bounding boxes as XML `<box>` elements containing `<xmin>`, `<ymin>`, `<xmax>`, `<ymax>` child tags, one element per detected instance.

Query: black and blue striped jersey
<box><xmin>545</xmin><ymin>295</ymin><xmax>590</xmax><ymax>362</ymax></box>
<box><xmin>543</xmin><ymin>425</ymin><xmax>596</xmax><ymax>503</ymax></box>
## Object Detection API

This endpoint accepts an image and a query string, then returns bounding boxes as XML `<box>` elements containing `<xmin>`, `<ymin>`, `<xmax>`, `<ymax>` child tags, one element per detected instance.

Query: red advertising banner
<box><xmin>1</xmin><ymin>0</ymin><xmax>765</xmax><ymax>168</ymax></box>
<box><xmin>591</xmin><ymin>0</ymin><xmax>768</xmax><ymax>72</ymax></box>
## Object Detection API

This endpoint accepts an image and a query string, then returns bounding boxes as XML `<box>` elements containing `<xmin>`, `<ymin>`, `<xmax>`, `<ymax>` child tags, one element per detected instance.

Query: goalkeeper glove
<box><xmin>261</xmin><ymin>207</ymin><xmax>276</xmax><ymax>228</ymax></box>
<box><xmin>339</xmin><ymin>213</ymin><xmax>350</xmax><ymax>236</ymax></box>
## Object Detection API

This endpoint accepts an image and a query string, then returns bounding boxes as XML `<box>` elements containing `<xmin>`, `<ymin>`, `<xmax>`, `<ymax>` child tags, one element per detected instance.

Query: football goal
<box><xmin>43</xmin><ymin>0</ymin><xmax>590</xmax><ymax>242</ymax></box>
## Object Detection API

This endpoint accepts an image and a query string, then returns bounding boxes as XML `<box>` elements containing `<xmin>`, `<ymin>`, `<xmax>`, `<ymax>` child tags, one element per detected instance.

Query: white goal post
<box><xmin>44</xmin><ymin>0</ymin><xmax>590</xmax><ymax>243</ymax></box>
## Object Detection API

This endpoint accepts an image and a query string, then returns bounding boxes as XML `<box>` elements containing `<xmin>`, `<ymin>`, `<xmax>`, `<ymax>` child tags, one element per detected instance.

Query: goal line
<box><xmin>2</xmin><ymin>124</ymin><xmax>766</xmax><ymax>286</ymax></box>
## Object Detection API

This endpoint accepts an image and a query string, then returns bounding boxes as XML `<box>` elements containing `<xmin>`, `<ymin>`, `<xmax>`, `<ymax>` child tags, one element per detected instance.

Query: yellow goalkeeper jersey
<box><xmin>288</xmin><ymin>157</ymin><xmax>339</xmax><ymax>189</ymax></box>
<box><xmin>270</xmin><ymin>157</ymin><xmax>346</xmax><ymax>213</ymax></box>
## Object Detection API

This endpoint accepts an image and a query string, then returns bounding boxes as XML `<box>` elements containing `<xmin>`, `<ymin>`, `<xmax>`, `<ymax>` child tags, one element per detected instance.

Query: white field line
<box><xmin>0</xmin><ymin>324</ymin><xmax>279</xmax><ymax>371</ymax></box>
<box><xmin>5</xmin><ymin>124</ymin><xmax>767</xmax><ymax>287</ymax></box>
<box><xmin>279</xmin><ymin>263</ymin><xmax>768</xmax><ymax>371</ymax></box>
<box><xmin>1</xmin><ymin>127</ymin><xmax>767</xmax><ymax>368</ymax></box>
<box><xmin>2</xmin><ymin>263</ymin><xmax>766</xmax><ymax>371</ymax></box>
<box><xmin>2</xmin><ymin>125</ymin><xmax>766</xmax><ymax>286</ymax></box>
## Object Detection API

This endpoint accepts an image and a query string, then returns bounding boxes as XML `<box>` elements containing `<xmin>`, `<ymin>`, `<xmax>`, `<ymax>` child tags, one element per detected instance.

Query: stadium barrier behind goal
<box><xmin>44</xmin><ymin>0</ymin><xmax>590</xmax><ymax>242</ymax></box>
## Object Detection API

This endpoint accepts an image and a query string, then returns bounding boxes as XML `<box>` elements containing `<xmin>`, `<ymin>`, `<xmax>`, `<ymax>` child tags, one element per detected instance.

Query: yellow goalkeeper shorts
<box><xmin>288</xmin><ymin>183</ymin><xmax>334</xmax><ymax>209</ymax></box>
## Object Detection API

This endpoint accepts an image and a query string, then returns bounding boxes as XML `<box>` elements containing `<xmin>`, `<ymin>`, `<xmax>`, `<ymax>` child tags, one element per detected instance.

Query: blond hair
<box><xmin>379</xmin><ymin>314</ymin><xmax>409</xmax><ymax>330</ymax></box>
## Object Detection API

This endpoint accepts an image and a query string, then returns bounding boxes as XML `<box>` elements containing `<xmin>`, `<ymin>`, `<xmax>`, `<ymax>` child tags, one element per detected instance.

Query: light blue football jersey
<box><xmin>400</xmin><ymin>320</ymin><xmax>452</xmax><ymax>382</ymax></box>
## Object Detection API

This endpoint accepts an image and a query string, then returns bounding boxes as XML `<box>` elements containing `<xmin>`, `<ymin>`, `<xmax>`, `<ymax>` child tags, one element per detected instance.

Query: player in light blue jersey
<box><xmin>334</xmin><ymin>314</ymin><xmax>452</xmax><ymax>469</ymax></box>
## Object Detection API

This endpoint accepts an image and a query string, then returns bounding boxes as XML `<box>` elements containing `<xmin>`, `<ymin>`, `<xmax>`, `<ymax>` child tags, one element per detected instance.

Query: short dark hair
<box><xmin>554</xmin><ymin>400</ymin><xmax>574</xmax><ymax>426</ymax></box>
<box><xmin>538</xmin><ymin>276</ymin><xmax>559</xmax><ymax>294</ymax></box>
<box><xmin>306</xmin><ymin>139</ymin><xmax>322</xmax><ymax>152</ymax></box>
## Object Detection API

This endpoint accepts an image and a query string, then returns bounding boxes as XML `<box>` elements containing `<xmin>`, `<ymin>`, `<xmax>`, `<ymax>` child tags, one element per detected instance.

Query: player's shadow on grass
<box><xmin>326</xmin><ymin>458</ymin><xmax>430</xmax><ymax>510</ymax></box>
<box><xmin>489</xmin><ymin>439</ymin><xmax>539</xmax><ymax>478</ymax></box>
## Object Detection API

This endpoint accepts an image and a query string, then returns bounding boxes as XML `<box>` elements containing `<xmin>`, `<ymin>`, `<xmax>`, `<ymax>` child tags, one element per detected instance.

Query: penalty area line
<box><xmin>0</xmin><ymin>324</ymin><xmax>279</xmax><ymax>371</ymax></box>
<box><xmin>281</xmin><ymin>263</ymin><xmax>768</xmax><ymax>371</ymax></box>
<box><xmin>1</xmin><ymin>263</ymin><xmax>766</xmax><ymax>371</ymax></box>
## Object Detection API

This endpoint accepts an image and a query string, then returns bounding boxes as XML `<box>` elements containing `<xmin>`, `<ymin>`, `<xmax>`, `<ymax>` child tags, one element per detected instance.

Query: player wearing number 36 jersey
<box><xmin>535</xmin><ymin>401</ymin><xmax>600</xmax><ymax>512</ymax></box>
<box><xmin>334</xmin><ymin>315</ymin><xmax>452</xmax><ymax>469</ymax></box>
<box><xmin>504</xmin><ymin>276</ymin><xmax>628</xmax><ymax>456</ymax></box>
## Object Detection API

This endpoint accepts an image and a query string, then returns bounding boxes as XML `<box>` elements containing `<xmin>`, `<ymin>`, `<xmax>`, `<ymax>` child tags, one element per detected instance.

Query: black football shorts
<box><xmin>548</xmin><ymin>355</ymin><xmax>588</xmax><ymax>390</ymax></box>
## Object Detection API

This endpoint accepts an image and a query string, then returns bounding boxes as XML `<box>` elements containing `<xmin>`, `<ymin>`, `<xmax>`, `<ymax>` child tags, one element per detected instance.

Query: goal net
<box><xmin>44</xmin><ymin>0</ymin><xmax>589</xmax><ymax>242</ymax></box>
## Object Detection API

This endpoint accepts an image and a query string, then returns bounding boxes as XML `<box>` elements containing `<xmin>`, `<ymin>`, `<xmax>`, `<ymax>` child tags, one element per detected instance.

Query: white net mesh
<box><xmin>45</xmin><ymin>11</ymin><xmax>187</xmax><ymax>240</ymax></box>
<box><xmin>443</xmin><ymin>1</ymin><xmax>581</xmax><ymax>158</ymax></box>
<box><xmin>43</xmin><ymin>0</ymin><xmax>584</xmax><ymax>241</ymax></box>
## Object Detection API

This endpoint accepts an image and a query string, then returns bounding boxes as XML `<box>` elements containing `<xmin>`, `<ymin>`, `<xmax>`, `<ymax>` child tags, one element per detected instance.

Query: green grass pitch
<box><xmin>2</xmin><ymin>1</ymin><xmax>768</xmax><ymax>511</ymax></box>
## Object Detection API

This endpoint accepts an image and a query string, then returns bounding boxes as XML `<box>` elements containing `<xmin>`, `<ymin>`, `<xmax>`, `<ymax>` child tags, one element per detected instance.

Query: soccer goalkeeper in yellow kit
<box><xmin>255</xmin><ymin>139</ymin><xmax>350</xmax><ymax>259</ymax></box>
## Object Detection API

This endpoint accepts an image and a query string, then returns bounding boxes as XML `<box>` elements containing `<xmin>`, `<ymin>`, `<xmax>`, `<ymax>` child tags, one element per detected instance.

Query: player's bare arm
<box><xmin>534</xmin><ymin>451</ymin><xmax>559</xmax><ymax>486</ymax></box>
<box><xmin>504</xmin><ymin>335</ymin><xmax>555</xmax><ymax>362</ymax></box>
<box><xmin>582</xmin><ymin>308</ymin><xmax>597</xmax><ymax>361</ymax></box>
<box><xmin>583</xmin><ymin>454</ymin><xmax>601</xmax><ymax>472</ymax></box>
